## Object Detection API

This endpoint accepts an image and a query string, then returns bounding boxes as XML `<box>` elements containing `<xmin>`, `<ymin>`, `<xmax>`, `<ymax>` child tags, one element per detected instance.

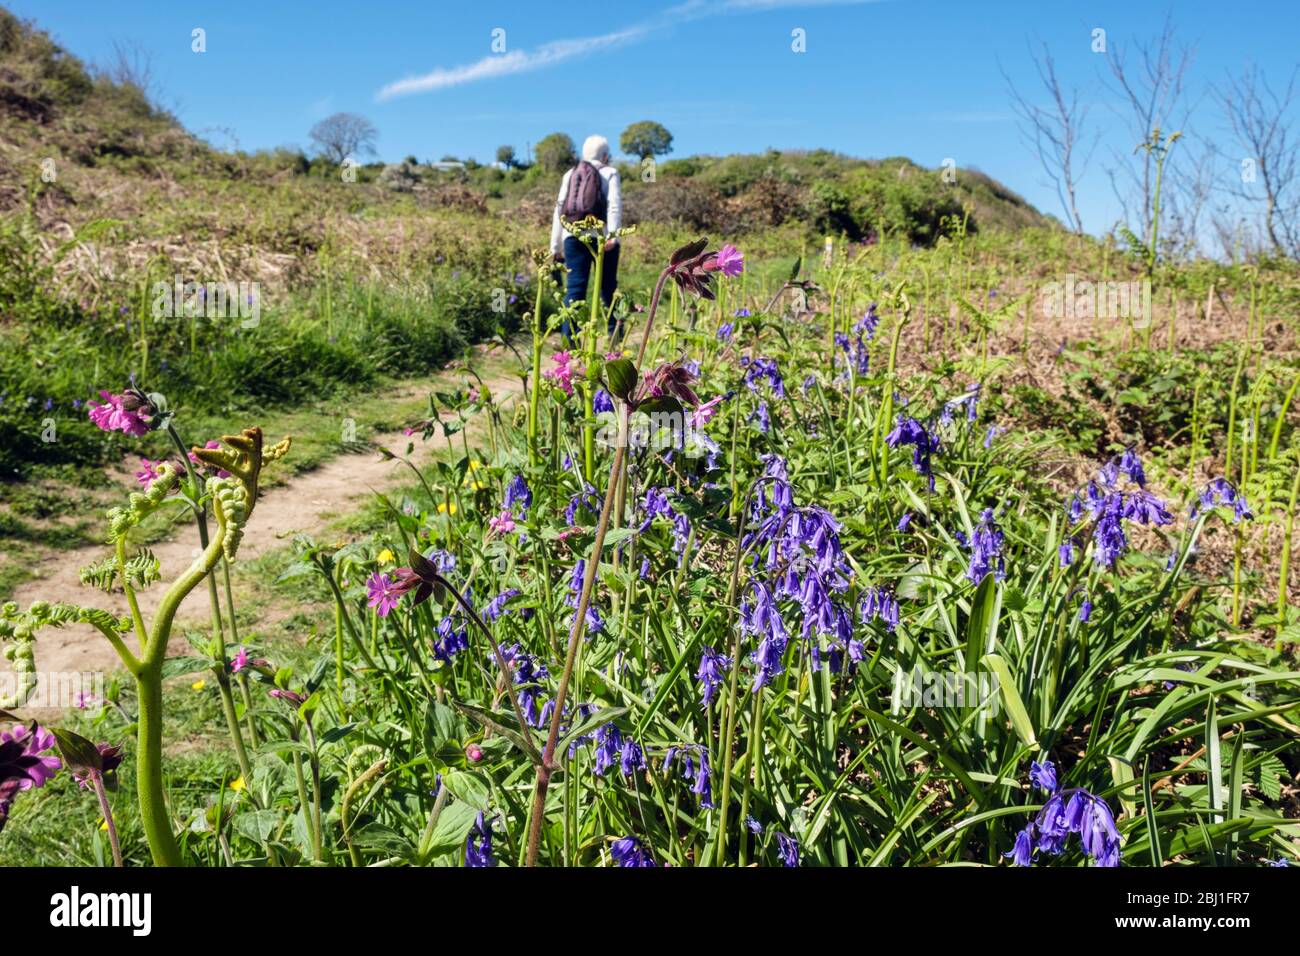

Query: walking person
<box><xmin>550</xmin><ymin>134</ymin><xmax>622</xmax><ymax>338</ymax></box>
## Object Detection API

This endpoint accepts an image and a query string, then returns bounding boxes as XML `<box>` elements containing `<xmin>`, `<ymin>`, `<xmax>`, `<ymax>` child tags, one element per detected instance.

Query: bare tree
<box><xmin>1101</xmin><ymin>16</ymin><xmax>1195</xmax><ymax>239</ymax></box>
<box><xmin>1218</xmin><ymin>64</ymin><xmax>1299</xmax><ymax>257</ymax></box>
<box><xmin>308</xmin><ymin>112</ymin><xmax>378</xmax><ymax>164</ymax></box>
<box><xmin>1004</xmin><ymin>42</ymin><xmax>1095</xmax><ymax>233</ymax></box>
<box><xmin>107</xmin><ymin>40</ymin><xmax>156</xmax><ymax>98</ymax></box>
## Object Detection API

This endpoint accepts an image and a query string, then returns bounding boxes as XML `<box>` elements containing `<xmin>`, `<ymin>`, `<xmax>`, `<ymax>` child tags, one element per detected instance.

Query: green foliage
<box><xmin>534</xmin><ymin>132</ymin><xmax>576</xmax><ymax>173</ymax></box>
<box><xmin>619</xmin><ymin>120</ymin><xmax>674</xmax><ymax>159</ymax></box>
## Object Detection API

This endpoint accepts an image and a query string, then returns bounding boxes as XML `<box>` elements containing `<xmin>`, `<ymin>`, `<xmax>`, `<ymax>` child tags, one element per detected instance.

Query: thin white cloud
<box><xmin>376</xmin><ymin>26</ymin><xmax>647</xmax><ymax>101</ymax></box>
<box><xmin>374</xmin><ymin>0</ymin><xmax>880</xmax><ymax>100</ymax></box>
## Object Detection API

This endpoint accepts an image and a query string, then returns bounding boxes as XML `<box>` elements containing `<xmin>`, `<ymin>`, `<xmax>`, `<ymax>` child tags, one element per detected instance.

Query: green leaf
<box><xmin>965</xmin><ymin>573</ymin><xmax>1001</xmax><ymax>671</ymax></box>
<box><xmin>980</xmin><ymin>654</ymin><xmax>1037</xmax><ymax>750</ymax></box>
<box><xmin>604</xmin><ymin>358</ymin><xmax>637</xmax><ymax>401</ymax></box>
<box><xmin>442</xmin><ymin>770</ymin><xmax>490</xmax><ymax>810</ymax></box>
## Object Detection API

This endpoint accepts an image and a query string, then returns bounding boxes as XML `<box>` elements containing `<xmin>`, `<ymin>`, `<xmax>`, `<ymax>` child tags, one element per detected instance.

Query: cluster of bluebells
<box><xmin>564</xmin><ymin>558</ymin><xmax>605</xmax><ymax>635</ymax></box>
<box><xmin>885</xmin><ymin>415</ymin><xmax>940</xmax><ymax>491</ymax></box>
<box><xmin>1006</xmin><ymin>758</ymin><xmax>1122</xmax><ymax>868</ymax></box>
<box><xmin>742</xmin><ymin>356</ymin><xmax>786</xmax><ymax>399</ymax></box>
<box><xmin>664</xmin><ymin>744</ymin><xmax>714</xmax><ymax>808</ymax></box>
<box><xmin>499</xmin><ymin>642</ymin><xmax>550</xmax><ymax>727</ymax></box>
<box><xmin>1189</xmin><ymin>477</ymin><xmax>1253</xmax><ymax>524</ymax></box>
<box><xmin>464</xmin><ymin>812</ymin><xmax>495</xmax><ymax>867</ymax></box>
<box><xmin>955</xmin><ymin>508</ymin><xmax>1006</xmax><ymax>584</ymax></box>
<box><xmin>575</xmin><ymin>723</ymin><xmax>645</xmax><ymax>779</ymax></box>
<box><xmin>858</xmin><ymin>585</ymin><xmax>900</xmax><ymax>632</ymax></box>
<box><xmin>637</xmin><ymin>486</ymin><xmax>692</xmax><ymax>561</ymax></box>
<box><xmin>565</xmin><ymin>482</ymin><xmax>603</xmax><ymax>527</ymax></box>
<box><xmin>739</xmin><ymin>454</ymin><xmax>861</xmax><ymax>682</ymax></box>
<box><xmin>695</xmin><ymin>645</ymin><xmax>732</xmax><ymax>706</ymax></box>
<box><xmin>611</xmin><ymin>835</ymin><xmax>656</xmax><ymax>867</ymax></box>
<box><xmin>1064</xmin><ymin>451</ymin><xmax>1174</xmax><ymax>569</ymax></box>
<box><xmin>939</xmin><ymin>384</ymin><xmax>980</xmax><ymax>427</ymax></box>
<box><xmin>833</xmin><ymin>331</ymin><xmax>870</xmax><ymax>379</ymax></box>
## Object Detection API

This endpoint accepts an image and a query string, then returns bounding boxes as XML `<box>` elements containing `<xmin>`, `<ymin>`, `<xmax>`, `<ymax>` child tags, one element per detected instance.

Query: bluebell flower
<box><xmin>610</xmin><ymin>835</ymin><xmax>656</xmax><ymax>867</ymax></box>
<box><xmin>484</xmin><ymin>588</ymin><xmax>521</xmax><ymax>621</ymax></box>
<box><xmin>696</xmin><ymin>645</ymin><xmax>731</xmax><ymax>706</ymax></box>
<box><xmin>745</xmin><ymin>816</ymin><xmax>764</xmax><ymax>834</ymax></box>
<box><xmin>434</xmin><ymin>614</ymin><xmax>469</xmax><ymax>661</ymax></box>
<box><xmin>465</xmin><ymin>812</ymin><xmax>495</xmax><ymax>867</ymax></box>
<box><xmin>717</xmin><ymin>321</ymin><xmax>735</xmax><ymax>341</ymax></box>
<box><xmin>565</xmin><ymin>483</ymin><xmax>602</xmax><ymax>525</ymax></box>
<box><xmin>1007</xmin><ymin>760</ymin><xmax>1122</xmax><ymax>867</ymax></box>
<box><xmin>1005</xmin><ymin>826</ymin><xmax>1034</xmax><ymax>867</ymax></box>
<box><xmin>1029</xmin><ymin>759</ymin><xmax>1058</xmax><ymax>794</ymax></box>
<box><xmin>593</xmin><ymin>388</ymin><xmax>615</xmax><ymax>414</ymax></box>
<box><xmin>741</xmin><ymin>356</ymin><xmax>786</xmax><ymax>398</ymax></box>
<box><xmin>965</xmin><ymin>508</ymin><xmax>1006</xmax><ymax>583</ymax></box>
<box><xmin>749</xmin><ymin>400</ymin><xmax>771</xmax><ymax>434</ymax></box>
<box><xmin>1190</xmin><ymin>477</ymin><xmax>1253</xmax><ymax>523</ymax></box>
<box><xmin>775</xmin><ymin>832</ymin><xmax>801</xmax><ymax>867</ymax></box>
<box><xmin>885</xmin><ymin>415</ymin><xmax>939</xmax><ymax>490</ymax></box>
<box><xmin>859</xmin><ymin>585</ymin><xmax>900</xmax><ymax>632</ymax></box>
<box><xmin>897</xmin><ymin>511</ymin><xmax>912</xmax><ymax>532</ymax></box>
<box><xmin>1078</xmin><ymin>595</ymin><xmax>1092</xmax><ymax>623</ymax></box>
<box><xmin>620</xmin><ymin>738</ymin><xmax>646</xmax><ymax>778</ymax></box>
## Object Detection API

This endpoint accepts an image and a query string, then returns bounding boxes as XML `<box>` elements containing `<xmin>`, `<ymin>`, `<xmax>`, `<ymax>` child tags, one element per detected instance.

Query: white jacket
<box><xmin>550</xmin><ymin>163</ymin><xmax>622</xmax><ymax>255</ymax></box>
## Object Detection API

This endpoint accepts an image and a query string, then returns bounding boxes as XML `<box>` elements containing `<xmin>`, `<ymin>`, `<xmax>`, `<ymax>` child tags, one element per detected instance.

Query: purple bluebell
<box><xmin>696</xmin><ymin>645</ymin><xmax>731</xmax><ymax>706</ymax></box>
<box><xmin>859</xmin><ymin>585</ymin><xmax>900</xmax><ymax>632</ymax></box>
<box><xmin>742</xmin><ymin>356</ymin><xmax>786</xmax><ymax>398</ymax></box>
<box><xmin>610</xmin><ymin>835</ymin><xmax>656</xmax><ymax>867</ymax></box>
<box><xmin>965</xmin><ymin>508</ymin><xmax>1006</xmax><ymax>583</ymax></box>
<box><xmin>749</xmin><ymin>400</ymin><xmax>771</xmax><ymax>434</ymax></box>
<box><xmin>1007</xmin><ymin>760</ymin><xmax>1122</xmax><ymax>867</ymax></box>
<box><xmin>1190</xmin><ymin>477</ymin><xmax>1253</xmax><ymax>523</ymax></box>
<box><xmin>465</xmin><ymin>812</ymin><xmax>495</xmax><ymax>867</ymax></box>
<box><xmin>1030</xmin><ymin>759</ymin><xmax>1058</xmax><ymax>794</ymax></box>
<box><xmin>885</xmin><ymin>415</ymin><xmax>939</xmax><ymax>490</ymax></box>
<box><xmin>593</xmin><ymin>388</ymin><xmax>614</xmax><ymax>414</ymax></box>
<box><xmin>775</xmin><ymin>832</ymin><xmax>801</xmax><ymax>867</ymax></box>
<box><xmin>565</xmin><ymin>483</ymin><xmax>602</xmax><ymax>525</ymax></box>
<box><xmin>717</xmin><ymin>321</ymin><xmax>735</xmax><ymax>341</ymax></box>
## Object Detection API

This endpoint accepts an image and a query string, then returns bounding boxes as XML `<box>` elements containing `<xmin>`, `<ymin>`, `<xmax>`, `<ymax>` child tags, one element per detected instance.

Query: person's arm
<box><xmin>604</xmin><ymin>168</ymin><xmax>622</xmax><ymax>243</ymax></box>
<box><xmin>550</xmin><ymin>171</ymin><xmax>569</xmax><ymax>256</ymax></box>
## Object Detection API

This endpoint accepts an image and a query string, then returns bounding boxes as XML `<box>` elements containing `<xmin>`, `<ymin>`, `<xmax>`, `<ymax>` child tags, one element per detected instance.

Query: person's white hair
<box><xmin>581</xmin><ymin>134</ymin><xmax>610</xmax><ymax>164</ymax></box>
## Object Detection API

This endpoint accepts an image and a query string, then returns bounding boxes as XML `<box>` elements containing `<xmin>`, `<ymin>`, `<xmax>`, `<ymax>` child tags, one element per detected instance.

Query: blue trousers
<box><xmin>561</xmin><ymin>235</ymin><xmax>619</xmax><ymax>339</ymax></box>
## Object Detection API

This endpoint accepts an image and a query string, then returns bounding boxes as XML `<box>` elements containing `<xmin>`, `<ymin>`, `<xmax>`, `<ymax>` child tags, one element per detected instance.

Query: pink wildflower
<box><xmin>691</xmin><ymin>395</ymin><xmax>724</xmax><ymax>428</ymax></box>
<box><xmin>231</xmin><ymin>646</ymin><xmax>250</xmax><ymax>673</ymax></box>
<box><xmin>87</xmin><ymin>391</ymin><xmax>149</xmax><ymax>437</ymax></box>
<box><xmin>0</xmin><ymin>725</ymin><xmax>61</xmax><ymax>790</ymax></box>
<box><xmin>713</xmin><ymin>244</ymin><xmax>745</xmax><ymax>278</ymax></box>
<box><xmin>134</xmin><ymin>457</ymin><xmax>163</xmax><ymax>488</ymax></box>
<box><xmin>488</xmin><ymin>510</ymin><xmax>517</xmax><ymax>535</ymax></box>
<box><xmin>366</xmin><ymin>572</ymin><xmax>403</xmax><ymax>617</ymax></box>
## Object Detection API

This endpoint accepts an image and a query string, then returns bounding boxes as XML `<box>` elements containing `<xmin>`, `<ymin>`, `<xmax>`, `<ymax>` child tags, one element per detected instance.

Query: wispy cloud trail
<box><xmin>374</xmin><ymin>0</ymin><xmax>879</xmax><ymax>101</ymax></box>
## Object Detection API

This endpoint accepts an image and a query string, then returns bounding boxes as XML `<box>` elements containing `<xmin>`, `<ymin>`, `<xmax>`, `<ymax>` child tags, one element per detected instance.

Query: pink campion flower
<box><xmin>269</xmin><ymin>688</ymin><xmax>306</xmax><ymax>705</ymax></box>
<box><xmin>0</xmin><ymin>725</ymin><xmax>61</xmax><ymax>790</ymax></box>
<box><xmin>713</xmin><ymin>244</ymin><xmax>745</xmax><ymax>278</ymax></box>
<box><xmin>231</xmin><ymin>646</ymin><xmax>250</xmax><ymax>673</ymax></box>
<box><xmin>488</xmin><ymin>510</ymin><xmax>517</xmax><ymax>535</ymax></box>
<box><xmin>87</xmin><ymin>391</ymin><xmax>149</xmax><ymax>437</ymax></box>
<box><xmin>690</xmin><ymin>395</ymin><xmax>724</xmax><ymax>428</ymax></box>
<box><xmin>366</xmin><ymin>572</ymin><xmax>403</xmax><ymax>617</ymax></box>
<box><xmin>74</xmin><ymin>692</ymin><xmax>99</xmax><ymax>710</ymax></box>
<box><xmin>543</xmin><ymin>351</ymin><xmax>581</xmax><ymax>397</ymax></box>
<box><xmin>134</xmin><ymin>457</ymin><xmax>164</xmax><ymax>488</ymax></box>
<box><xmin>556</xmin><ymin>527</ymin><xmax>582</xmax><ymax>541</ymax></box>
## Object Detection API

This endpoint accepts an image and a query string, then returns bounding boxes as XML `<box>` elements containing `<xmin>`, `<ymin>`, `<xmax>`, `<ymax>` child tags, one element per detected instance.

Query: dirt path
<box><xmin>12</xmin><ymin>363</ymin><xmax>524</xmax><ymax>704</ymax></box>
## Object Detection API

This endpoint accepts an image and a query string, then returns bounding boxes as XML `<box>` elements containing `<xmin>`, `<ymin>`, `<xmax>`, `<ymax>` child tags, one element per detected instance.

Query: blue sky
<box><xmin>8</xmin><ymin>1</ymin><xmax>1298</xmax><ymax>236</ymax></box>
